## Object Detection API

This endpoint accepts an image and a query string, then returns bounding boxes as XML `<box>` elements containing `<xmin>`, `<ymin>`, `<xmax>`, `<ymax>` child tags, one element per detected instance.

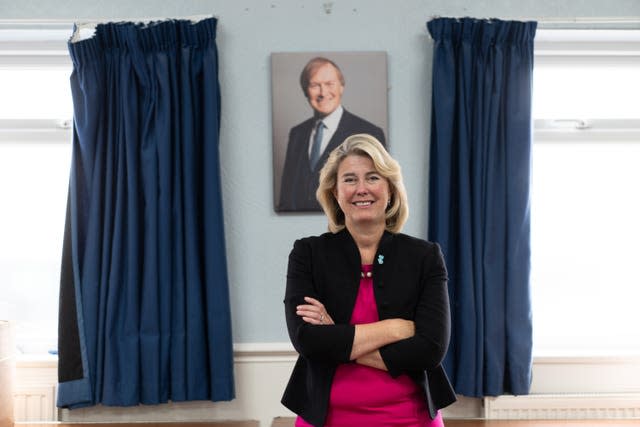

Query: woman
<box><xmin>282</xmin><ymin>134</ymin><xmax>456</xmax><ymax>427</ymax></box>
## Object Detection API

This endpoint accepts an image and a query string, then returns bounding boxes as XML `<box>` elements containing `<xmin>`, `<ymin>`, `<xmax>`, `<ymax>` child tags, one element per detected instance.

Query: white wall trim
<box><xmin>534</xmin><ymin>354</ymin><xmax>640</xmax><ymax>365</ymax></box>
<box><xmin>233</xmin><ymin>342</ymin><xmax>297</xmax><ymax>364</ymax></box>
<box><xmin>13</xmin><ymin>343</ymin><xmax>640</xmax><ymax>426</ymax></box>
<box><xmin>535</xmin><ymin>29</ymin><xmax>640</xmax><ymax>56</ymax></box>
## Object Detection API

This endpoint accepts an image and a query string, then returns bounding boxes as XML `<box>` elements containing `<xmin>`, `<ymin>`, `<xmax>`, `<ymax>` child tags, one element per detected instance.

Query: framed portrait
<box><xmin>271</xmin><ymin>51</ymin><xmax>388</xmax><ymax>213</ymax></box>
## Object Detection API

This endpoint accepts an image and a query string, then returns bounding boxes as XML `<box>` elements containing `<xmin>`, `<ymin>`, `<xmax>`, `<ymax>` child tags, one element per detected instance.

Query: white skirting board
<box><xmin>13</xmin><ymin>344</ymin><xmax>640</xmax><ymax>426</ymax></box>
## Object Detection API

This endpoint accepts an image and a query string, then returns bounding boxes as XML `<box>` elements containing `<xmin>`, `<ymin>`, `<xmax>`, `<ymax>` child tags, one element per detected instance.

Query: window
<box><xmin>531</xmin><ymin>30</ymin><xmax>640</xmax><ymax>356</ymax></box>
<box><xmin>0</xmin><ymin>24</ymin><xmax>73</xmax><ymax>354</ymax></box>
<box><xmin>3</xmin><ymin>26</ymin><xmax>639</xmax><ymax>358</ymax></box>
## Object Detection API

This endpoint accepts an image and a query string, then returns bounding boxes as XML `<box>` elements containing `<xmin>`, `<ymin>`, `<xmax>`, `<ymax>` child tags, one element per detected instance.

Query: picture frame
<box><xmin>271</xmin><ymin>51</ymin><xmax>388</xmax><ymax>212</ymax></box>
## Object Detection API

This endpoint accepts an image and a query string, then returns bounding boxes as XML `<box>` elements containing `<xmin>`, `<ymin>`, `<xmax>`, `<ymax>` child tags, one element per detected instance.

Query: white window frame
<box><xmin>0</xmin><ymin>24</ymin><xmax>73</xmax><ymax>356</ymax></box>
<box><xmin>0</xmin><ymin>23</ymin><xmax>73</xmax><ymax>142</ymax></box>
<box><xmin>530</xmin><ymin>29</ymin><xmax>640</xmax><ymax>394</ymax></box>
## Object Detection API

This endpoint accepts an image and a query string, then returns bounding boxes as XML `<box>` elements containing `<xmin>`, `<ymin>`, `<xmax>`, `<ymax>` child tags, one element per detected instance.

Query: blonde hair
<box><xmin>316</xmin><ymin>134</ymin><xmax>409</xmax><ymax>233</ymax></box>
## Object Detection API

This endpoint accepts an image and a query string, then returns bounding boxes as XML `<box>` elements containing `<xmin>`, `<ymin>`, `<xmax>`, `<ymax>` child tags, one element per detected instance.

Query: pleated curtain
<box><xmin>427</xmin><ymin>17</ymin><xmax>537</xmax><ymax>397</ymax></box>
<box><xmin>57</xmin><ymin>18</ymin><xmax>235</xmax><ymax>408</ymax></box>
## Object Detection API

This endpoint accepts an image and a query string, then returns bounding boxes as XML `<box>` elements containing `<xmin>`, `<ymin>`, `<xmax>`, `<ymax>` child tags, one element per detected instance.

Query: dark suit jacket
<box><xmin>281</xmin><ymin>229</ymin><xmax>457</xmax><ymax>427</ymax></box>
<box><xmin>277</xmin><ymin>109</ymin><xmax>386</xmax><ymax>212</ymax></box>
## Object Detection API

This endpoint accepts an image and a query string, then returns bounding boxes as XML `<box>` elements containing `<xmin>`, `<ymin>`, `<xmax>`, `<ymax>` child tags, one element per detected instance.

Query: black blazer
<box><xmin>281</xmin><ymin>229</ymin><xmax>456</xmax><ymax>427</ymax></box>
<box><xmin>277</xmin><ymin>109</ymin><xmax>386</xmax><ymax>212</ymax></box>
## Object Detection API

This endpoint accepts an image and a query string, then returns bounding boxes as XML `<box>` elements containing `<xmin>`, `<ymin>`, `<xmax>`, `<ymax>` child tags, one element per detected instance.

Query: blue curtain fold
<box><xmin>57</xmin><ymin>17</ymin><xmax>235</xmax><ymax>408</ymax></box>
<box><xmin>426</xmin><ymin>17</ymin><xmax>536</xmax><ymax>397</ymax></box>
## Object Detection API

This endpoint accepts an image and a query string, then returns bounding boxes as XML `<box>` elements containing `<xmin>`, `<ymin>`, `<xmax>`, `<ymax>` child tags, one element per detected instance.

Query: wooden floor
<box><xmin>13</xmin><ymin>423</ymin><xmax>258</xmax><ymax>427</ymax></box>
<box><xmin>12</xmin><ymin>419</ymin><xmax>640</xmax><ymax>427</ymax></box>
<box><xmin>271</xmin><ymin>418</ymin><xmax>640</xmax><ymax>427</ymax></box>
<box><xmin>442</xmin><ymin>421</ymin><xmax>640</xmax><ymax>427</ymax></box>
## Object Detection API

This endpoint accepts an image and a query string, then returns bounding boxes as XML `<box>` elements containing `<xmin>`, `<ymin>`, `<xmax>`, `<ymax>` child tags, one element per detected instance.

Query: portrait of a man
<box><xmin>272</xmin><ymin>52</ymin><xmax>388</xmax><ymax>212</ymax></box>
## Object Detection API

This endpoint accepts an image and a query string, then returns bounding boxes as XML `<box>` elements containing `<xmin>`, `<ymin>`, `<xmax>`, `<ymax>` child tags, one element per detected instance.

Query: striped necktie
<box><xmin>309</xmin><ymin>120</ymin><xmax>324</xmax><ymax>170</ymax></box>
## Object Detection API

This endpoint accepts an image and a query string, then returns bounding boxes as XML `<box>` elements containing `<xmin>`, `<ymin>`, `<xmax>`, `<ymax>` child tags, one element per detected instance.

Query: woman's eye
<box><xmin>368</xmin><ymin>175</ymin><xmax>380</xmax><ymax>181</ymax></box>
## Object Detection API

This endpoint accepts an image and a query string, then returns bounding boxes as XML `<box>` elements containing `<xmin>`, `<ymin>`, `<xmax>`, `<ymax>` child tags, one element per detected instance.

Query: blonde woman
<box><xmin>282</xmin><ymin>134</ymin><xmax>456</xmax><ymax>426</ymax></box>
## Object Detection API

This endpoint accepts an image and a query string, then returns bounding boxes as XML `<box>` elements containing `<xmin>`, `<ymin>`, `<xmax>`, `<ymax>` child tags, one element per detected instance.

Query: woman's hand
<box><xmin>296</xmin><ymin>296</ymin><xmax>334</xmax><ymax>325</ymax></box>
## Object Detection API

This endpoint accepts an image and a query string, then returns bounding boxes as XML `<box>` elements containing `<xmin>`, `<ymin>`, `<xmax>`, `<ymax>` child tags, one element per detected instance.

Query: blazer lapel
<box><xmin>324</xmin><ymin>230</ymin><xmax>361</xmax><ymax>323</ymax></box>
<box><xmin>372</xmin><ymin>231</ymin><xmax>395</xmax><ymax>316</ymax></box>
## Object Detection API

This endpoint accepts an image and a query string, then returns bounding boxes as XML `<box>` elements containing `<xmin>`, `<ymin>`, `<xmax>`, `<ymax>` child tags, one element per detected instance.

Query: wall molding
<box><xmin>12</xmin><ymin>343</ymin><xmax>640</xmax><ymax>426</ymax></box>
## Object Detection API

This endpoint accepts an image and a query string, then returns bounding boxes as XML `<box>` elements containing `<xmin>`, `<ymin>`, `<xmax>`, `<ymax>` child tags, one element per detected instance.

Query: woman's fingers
<box><xmin>296</xmin><ymin>306</ymin><xmax>324</xmax><ymax>324</ymax></box>
<box><xmin>296</xmin><ymin>306</ymin><xmax>318</xmax><ymax>318</ymax></box>
<box><xmin>303</xmin><ymin>296</ymin><xmax>323</xmax><ymax>307</ymax></box>
<box><xmin>296</xmin><ymin>297</ymin><xmax>334</xmax><ymax>325</ymax></box>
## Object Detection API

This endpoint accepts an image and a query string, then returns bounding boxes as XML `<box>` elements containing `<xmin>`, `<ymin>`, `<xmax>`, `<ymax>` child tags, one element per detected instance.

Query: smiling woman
<box><xmin>333</xmin><ymin>155</ymin><xmax>390</xmax><ymax>233</ymax></box>
<box><xmin>316</xmin><ymin>134</ymin><xmax>408</xmax><ymax>234</ymax></box>
<box><xmin>282</xmin><ymin>134</ymin><xmax>455</xmax><ymax>427</ymax></box>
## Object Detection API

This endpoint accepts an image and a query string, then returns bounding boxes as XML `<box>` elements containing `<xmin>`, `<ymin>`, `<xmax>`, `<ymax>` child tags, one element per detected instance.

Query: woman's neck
<box><xmin>346</xmin><ymin>222</ymin><xmax>385</xmax><ymax>265</ymax></box>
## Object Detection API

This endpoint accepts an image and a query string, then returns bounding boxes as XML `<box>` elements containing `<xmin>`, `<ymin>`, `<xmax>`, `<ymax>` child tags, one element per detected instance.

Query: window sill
<box><xmin>16</xmin><ymin>352</ymin><xmax>58</xmax><ymax>368</ymax></box>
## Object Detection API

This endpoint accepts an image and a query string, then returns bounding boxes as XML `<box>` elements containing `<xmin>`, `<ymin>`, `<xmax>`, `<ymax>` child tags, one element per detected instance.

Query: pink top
<box><xmin>296</xmin><ymin>264</ymin><xmax>444</xmax><ymax>427</ymax></box>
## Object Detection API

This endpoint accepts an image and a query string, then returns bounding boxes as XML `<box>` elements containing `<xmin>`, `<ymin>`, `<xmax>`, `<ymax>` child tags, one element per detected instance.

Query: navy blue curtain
<box><xmin>57</xmin><ymin>18</ymin><xmax>234</xmax><ymax>408</ymax></box>
<box><xmin>427</xmin><ymin>17</ymin><xmax>536</xmax><ymax>397</ymax></box>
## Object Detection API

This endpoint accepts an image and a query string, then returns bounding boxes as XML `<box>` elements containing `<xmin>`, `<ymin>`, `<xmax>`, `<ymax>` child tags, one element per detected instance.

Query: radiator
<box><xmin>13</xmin><ymin>385</ymin><xmax>56</xmax><ymax>422</ymax></box>
<box><xmin>484</xmin><ymin>393</ymin><xmax>640</xmax><ymax>419</ymax></box>
<box><xmin>0</xmin><ymin>321</ymin><xmax>13</xmax><ymax>427</ymax></box>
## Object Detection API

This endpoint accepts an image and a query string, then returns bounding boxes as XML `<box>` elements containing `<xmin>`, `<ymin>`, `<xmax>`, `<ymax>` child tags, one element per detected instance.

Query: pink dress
<box><xmin>296</xmin><ymin>264</ymin><xmax>444</xmax><ymax>427</ymax></box>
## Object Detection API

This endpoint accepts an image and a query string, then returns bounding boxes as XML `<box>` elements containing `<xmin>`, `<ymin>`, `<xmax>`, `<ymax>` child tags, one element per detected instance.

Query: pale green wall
<box><xmin>2</xmin><ymin>0</ymin><xmax>639</xmax><ymax>343</ymax></box>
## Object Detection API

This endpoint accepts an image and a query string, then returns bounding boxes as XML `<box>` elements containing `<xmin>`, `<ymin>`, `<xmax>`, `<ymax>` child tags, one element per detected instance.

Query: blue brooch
<box><xmin>377</xmin><ymin>254</ymin><xmax>384</xmax><ymax>265</ymax></box>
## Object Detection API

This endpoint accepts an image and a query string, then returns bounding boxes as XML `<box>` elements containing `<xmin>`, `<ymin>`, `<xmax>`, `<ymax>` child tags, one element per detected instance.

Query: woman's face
<box><xmin>333</xmin><ymin>154</ymin><xmax>390</xmax><ymax>228</ymax></box>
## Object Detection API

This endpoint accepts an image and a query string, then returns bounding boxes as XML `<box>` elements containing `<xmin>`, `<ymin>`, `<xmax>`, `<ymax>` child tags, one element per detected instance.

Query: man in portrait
<box><xmin>277</xmin><ymin>57</ymin><xmax>386</xmax><ymax>212</ymax></box>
